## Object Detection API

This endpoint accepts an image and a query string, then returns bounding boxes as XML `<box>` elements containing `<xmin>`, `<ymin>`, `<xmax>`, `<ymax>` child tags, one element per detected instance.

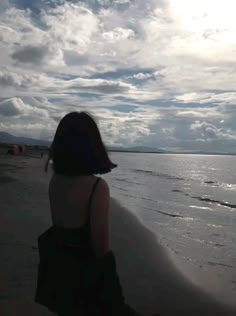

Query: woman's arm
<box><xmin>90</xmin><ymin>178</ymin><xmax>110</xmax><ymax>258</ymax></box>
<box><xmin>87</xmin><ymin>179</ymin><xmax>144</xmax><ymax>315</ymax></box>
<box><xmin>44</xmin><ymin>146</ymin><xmax>52</xmax><ymax>172</ymax></box>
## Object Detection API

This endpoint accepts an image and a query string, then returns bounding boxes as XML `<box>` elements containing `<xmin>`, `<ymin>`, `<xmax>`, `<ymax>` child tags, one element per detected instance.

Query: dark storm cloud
<box><xmin>11</xmin><ymin>45</ymin><xmax>49</xmax><ymax>64</ymax></box>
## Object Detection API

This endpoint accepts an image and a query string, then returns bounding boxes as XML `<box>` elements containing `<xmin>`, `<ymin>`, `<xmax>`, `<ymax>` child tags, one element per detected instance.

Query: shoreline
<box><xmin>0</xmin><ymin>154</ymin><xmax>235</xmax><ymax>315</ymax></box>
<box><xmin>110</xmin><ymin>198</ymin><xmax>236</xmax><ymax>316</ymax></box>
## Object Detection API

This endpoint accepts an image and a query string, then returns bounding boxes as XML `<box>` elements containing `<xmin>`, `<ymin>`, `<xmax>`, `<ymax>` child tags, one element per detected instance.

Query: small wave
<box><xmin>221</xmin><ymin>183</ymin><xmax>236</xmax><ymax>191</ymax></box>
<box><xmin>182</xmin><ymin>235</ymin><xmax>205</xmax><ymax>243</ymax></box>
<box><xmin>181</xmin><ymin>217</ymin><xmax>196</xmax><ymax>221</ymax></box>
<box><xmin>157</xmin><ymin>210</ymin><xmax>184</xmax><ymax>218</ymax></box>
<box><xmin>192</xmin><ymin>196</ymin><xmax>236</xmax><ymax>210</ymax></box>
<box><xmin>204</xmin><ymin>180</ymin><xmax>216</xmax><ymax>184</ymax></box>
<box><xmin>134</xmin><ymin>169</ymin><xmax>152</xmax><ymax>174</ymax></box>
<box><xmin>190</xmin><ymin>237</ymin><xmax>205</xmax><ymax>243</ymax></box>
<box><xmin>204</xmin><ymin>180</ymin><xmax>236</xmax><ymax>191</ymax></box>
<box><xmin>121</xmin><ymin>193</ymin><xmax>157</xmax><ymax>203</ymax></box>
<box><xmin>111</xmin><ymin>185</ymin><xmax>129</xmax><ymax>192</ymax></box>
<box><xmin>172</xmin><ymin>189</ymin><xmax>190</xmax><ymax>197</ymax></box>
<box><xmin>120</xmin><ymin>193</ymin><xmax>137</xmax><ymax>199</ymax></box>
<box><xmin>182</xmin><ymin>235</ymin><xmax>224</xmax><ymax>247</ymax></box>
<box><xmin>207</xmin><ymin>261</ymin><xmax>233</xmax><ymax>268</ymax></box>
<box><xmin>143</xmin><ymin>206</ymin><xmax>184</xmax><ymax>218</ymax></box>
<box><xmin>152</xmin><ymin>222</ymin><xmax>169</xmax><ymax>226</ymax></box>
<box><xmin>189</xmin><ymin>205</ymin><xmax>212</xmax><ymax>210</ymax></box>
<box><xmin>143</xmin><ymin>206</ymin><xmax>198</xmax><ymax>221</ymax></box>
<box><xmin>114</xmin><ymin>178</ymin><xmax>143</xmax><ymax>185</ymax></box>
<box><xmin>114</xmin><ymin>177</ymin><xmax>127</xmax><ymax>182</ymax></box>
<box><xmin>133</xmin><ymin>169</ymin><xmax>185</xmax><ymax>181</ymax></box>
<box><xmin>201</xmin><ymin>179</ymin><xmax>236</xmax><ymax>192</ymax></box>
<box><xmin>122</xmin><ymin>193</ymin><xmax>138</xmax><ymax>199</ymax></box>
<box><xmin>141</xmin><ymin>196</ymin><xmax>156</xmax><ymax>202</ymax></box>
<box><xmin>211</xmin><ymin>233</ymin><xmax>221</xmax><ymax>237</ymax></box>
<box><xmin>207</xmin><ymin>223</ymin><xmax>222</xmax><ymax>228</ymax></box>
<box><xmin>214</xmin><ymin>243</ymin><xmax>224</xmax><ymax>248</ymax></box>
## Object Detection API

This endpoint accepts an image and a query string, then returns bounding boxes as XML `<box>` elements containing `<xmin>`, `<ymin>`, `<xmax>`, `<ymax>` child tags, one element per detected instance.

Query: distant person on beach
<box><xmin>44</xmin><ymin>147</ymin><xmax>52</xmax><ymax>171</ymax></box>
<box><xmin>40</xmin><ymin>151</ymin><xmax>43</xmax><ymax>158</ymax></box>
<box><xmin>35</xmin><ymin>112</ymin><xmax>145</xmax><ymax>316</ymax></box>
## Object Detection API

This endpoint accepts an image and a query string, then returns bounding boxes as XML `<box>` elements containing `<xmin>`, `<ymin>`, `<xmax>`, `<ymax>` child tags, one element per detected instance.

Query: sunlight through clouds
<box><xmin>0</xmin><ymin>0</ymin><xmax>236</xmax><ymax>152</ymax></box>
<box><xmin>169</xmin><ymin>0</ymin><xmax>236</xmax><ymax>31</ymax></box>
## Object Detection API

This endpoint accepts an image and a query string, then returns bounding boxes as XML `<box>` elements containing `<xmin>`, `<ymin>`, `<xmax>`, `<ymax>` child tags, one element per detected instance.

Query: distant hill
<box><xmin>0</xmin><ymin>132</ymin><xmax>50</xmax><ymax>146</ymax></box>
<box><xmin>0</xmin><ymin>132</ymin><xmax>166</xmax><ymax>152</ymax></box>
<box><xmin>1</xmin><ymin>132</ymin><xmax>234</xmax><ymax>155</ymax></box>
<box><xmin>106</xmin><ymin>146</ymin><xmax>236</xmax><ymax>155</ymax></box>
<box><xmin>107</xmin><ymin>145</ymin><xmax>166</xmax><ymax>153</ymax></box>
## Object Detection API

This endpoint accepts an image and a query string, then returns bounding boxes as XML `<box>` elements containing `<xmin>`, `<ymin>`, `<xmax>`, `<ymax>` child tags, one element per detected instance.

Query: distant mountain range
<box><xmin>107</xmin><ymin>145</ymin><xmax>166</xmax><ymax>153</ymax></box>
<box><xmin>0</xmin><ymin>131</ymin><xmax>50</xmax><ymax>146</ymax></box>
<box><xmin>0</xmin><ymin>131</ymin><xmax>165</xmax><ymax>152</ymax></box>
<box><xmin>0</xmin><ymin>131</ymin><xmax>235</xmax><ymax>155</ymax></box>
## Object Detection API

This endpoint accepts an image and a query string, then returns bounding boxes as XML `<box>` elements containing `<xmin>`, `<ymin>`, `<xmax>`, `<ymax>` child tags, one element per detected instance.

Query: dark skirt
<box><xmin>35</xmin><ymin>227</ymin><xmax>142</xmax><ymax>316</ymax></box>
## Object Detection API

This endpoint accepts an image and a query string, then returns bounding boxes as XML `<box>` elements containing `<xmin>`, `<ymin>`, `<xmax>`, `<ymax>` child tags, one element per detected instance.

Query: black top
<box><xmin>35</xmin><ymin>176</ymin><xmax>142</xmax><ymax>315</ymax></box>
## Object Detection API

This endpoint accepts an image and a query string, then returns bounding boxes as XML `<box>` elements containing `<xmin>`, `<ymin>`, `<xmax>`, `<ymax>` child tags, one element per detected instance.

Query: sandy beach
<box><xmin>0</xmin><ymin>152</ymin><xmax>235</xmax><ymax>316</ymax></box>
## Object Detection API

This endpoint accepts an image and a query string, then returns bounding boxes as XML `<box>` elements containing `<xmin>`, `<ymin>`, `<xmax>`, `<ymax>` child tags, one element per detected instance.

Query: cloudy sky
<box><xmin>0</xmin><ymin>0</ymin><xmax>236</xmax><ymax>152</ymax></box>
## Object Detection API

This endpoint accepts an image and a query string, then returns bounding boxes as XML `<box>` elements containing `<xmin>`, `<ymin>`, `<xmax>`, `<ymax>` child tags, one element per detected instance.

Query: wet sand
<box><xmin>0</xmin><ymin>152</ymin><xmax>235</xmax><ymax>315</ymax></box>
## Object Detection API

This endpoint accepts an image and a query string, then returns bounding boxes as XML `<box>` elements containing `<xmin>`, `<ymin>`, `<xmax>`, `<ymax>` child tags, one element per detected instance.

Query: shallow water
<box><xmin>104</xmin><ymin>152</ymin><xmax>236</xmax><ymax>305</ymax></box>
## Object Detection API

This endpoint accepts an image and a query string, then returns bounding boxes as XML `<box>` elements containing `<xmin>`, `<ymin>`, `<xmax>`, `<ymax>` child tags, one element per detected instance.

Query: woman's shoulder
<box><xmin>96</xmin><ymin>177</ymin><xmax>109</xmax><ymax>194</ymax></box>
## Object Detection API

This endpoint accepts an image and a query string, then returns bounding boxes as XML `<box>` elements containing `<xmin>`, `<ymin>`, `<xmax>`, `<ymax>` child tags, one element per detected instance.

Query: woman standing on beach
<box><xmin>35</xmin><ymin>112</ymin><xmax>143</xmax><ymax>316</ymax></box>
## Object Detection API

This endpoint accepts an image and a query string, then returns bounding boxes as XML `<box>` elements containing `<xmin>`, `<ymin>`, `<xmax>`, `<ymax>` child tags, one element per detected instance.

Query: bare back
<box><xmin>49</xmin><ymin>174</ymin><xmax>99</xmax><ymax>228</ymax></box>
<box><xmin>49</xmin><ymin>173</ymin><xmax>110</xmax><ymax>257</ymax></box>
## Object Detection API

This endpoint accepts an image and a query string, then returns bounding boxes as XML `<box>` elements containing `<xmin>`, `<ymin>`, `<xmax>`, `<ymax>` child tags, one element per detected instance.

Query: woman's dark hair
<box><xmin>45</xmin><ymin>111</ymin><xmax>117</xmax><ymax>175</ymax></box>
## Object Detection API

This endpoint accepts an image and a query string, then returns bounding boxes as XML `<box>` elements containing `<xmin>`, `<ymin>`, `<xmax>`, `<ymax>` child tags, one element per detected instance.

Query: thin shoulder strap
<box><xmin>87</xmin><ymin>177</ymin><xmax>101</xmax><ymax>215</ymax></box>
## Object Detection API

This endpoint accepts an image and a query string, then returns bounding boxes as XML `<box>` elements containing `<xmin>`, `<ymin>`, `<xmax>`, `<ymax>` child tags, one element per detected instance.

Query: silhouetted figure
<box><xmin>40</xmin><ymin>151</ymin><xmax>44</xmax><ymax>158</ymax></box>
<box><xmin>35</xmin><ymin>112</ymin><xmax>144</xmax><ymax>316</ymax></box>
<box><xmin>18</xmin><ymin>144</ymin><xmax>26</xmax><ymax>153</ymax></box>
<box><xmin>6</xmin><ymin>149</ymin><xmax>13</xmax><ymax>155</ymax></box>
<box><xmin>7</xmin><ymin>144</ymin><xmax>19</xmax><ymax>155</ymax></box>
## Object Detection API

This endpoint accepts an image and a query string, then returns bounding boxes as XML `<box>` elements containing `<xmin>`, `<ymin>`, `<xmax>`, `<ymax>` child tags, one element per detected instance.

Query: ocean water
<box><xmin>104</xmin><ymin>152</ymin><xmax>236</xmax><ymax>300</ymax></box>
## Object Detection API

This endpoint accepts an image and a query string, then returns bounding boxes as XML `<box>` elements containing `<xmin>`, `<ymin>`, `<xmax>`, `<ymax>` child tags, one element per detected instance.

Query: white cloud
<box><xmin>94</xmin><ymin>107</ymin><xmax>159</xmax><ymax>146</ymax></box>
<box><xmin>41</xmin><ymin>4</ymin><xmax>99</xmax><ymax>52</ymax></box>
<box><xmin>0</xmin><ymin>98</ymin><xmax>22</xmax><ymax>116</ymax></box>
<box><xmin>0</xmin><ymin>7</ymin><xmax>64</xmax><ymax>67</ymax></box>
<box><xmin>0</xmin><ymin>68</ymin><xmax>136</xmax><ymax>97</ymax></box>
<box><xmin>0</xmin><ymin>0</ymin><xmax>10</xmax><ymax>11</ymax></box>
<box><xmin>0</xmin><ymin>97</ymin><xmax>48</xmax><ymax>117</ymax></box>
<box><xmin>0</xmin><ymin>121</ymin><xmax>51</xmax><ymax>140</ymax></box>
<box><xmin>174</xmin><ymin>92</ymin><xmax>214</xmax><ymax>103</ymax></box>
<box><xmin>0</xmin><ymin>0</ymin><xmax>236</xmax><ymax>151</ymax></box>
<box><xmin>169</xmin><ymin>0</ymin><xmax>236</xmax><ymax>32</ymax></box>
<box><xmin>0</xmin><ymin>97</ymin><xmax>57</xmax><ymax>140</ymax></box>
<box><xmin>176</xmin><ymin>108</ymin><xmax>221</xmax><ymax>119</ymax></box>
<box><xmin>0</xmin><ymin>24</ymin><xmax>18</xmax><ymax>43</ymax></box>
<box><xmin>190</xmin><ymin>121</ymin><xmax>236</xmax><ymax>141</ymax></box>
<box><xmin>102</xmin><ymin>27</ymin><xmax>135</xmax><ymax>42</ymax></box>
<box><xmin>126</xmin><ymin>71</ymin><xmax>160</xmax><ymax>81</ymax></box>
<box><xmin>0</xmin><ymin>70</ymin><xmax>26</xmax><ymax>87</ymax></box>
<box><xmin>132</xmin><ymin>73</ymin><xmax>152</xmax><ymax>80</ymax></box>
<box><xmin>66</xmin><ymin>77</ymin><xmax>135</xmax><ymax>94</ymax></box>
